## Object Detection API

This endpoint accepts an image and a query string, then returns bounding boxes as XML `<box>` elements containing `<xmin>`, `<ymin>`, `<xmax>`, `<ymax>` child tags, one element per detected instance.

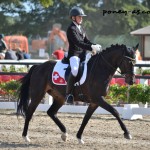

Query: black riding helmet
<box><xmin>69</xmin><ymin>6</ymin><xmax>87</xmax><ymax>17</ymax></box>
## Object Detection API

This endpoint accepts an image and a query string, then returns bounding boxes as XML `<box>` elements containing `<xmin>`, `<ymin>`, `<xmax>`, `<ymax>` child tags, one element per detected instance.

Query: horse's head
<box><xmin>118</xmin><ymin>44</ymin><xmax>139</xmax><ymax>85</ymax></box>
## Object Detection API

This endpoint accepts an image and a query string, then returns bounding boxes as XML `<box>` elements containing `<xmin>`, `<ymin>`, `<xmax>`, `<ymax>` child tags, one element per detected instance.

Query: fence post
<box><xmin>44</xmin><ymin>93</ymin><xmax>53</xmax><ymax>105</ymax></box>
<box><xmin>122</xmin><ymin>104</ymin><xmax>143</xmax><ymax>120</ymax></box>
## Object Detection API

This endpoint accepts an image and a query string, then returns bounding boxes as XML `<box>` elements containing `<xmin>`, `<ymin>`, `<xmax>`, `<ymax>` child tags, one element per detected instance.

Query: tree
<box><xmin>95</xmin><ymin>0</ymin><xmax>150</xmax><ymax>35</ymax></box>
<box><xmin>0</xmin><ymin>0</ymin><xmax>150</xmax><ymax>41</ymax></box>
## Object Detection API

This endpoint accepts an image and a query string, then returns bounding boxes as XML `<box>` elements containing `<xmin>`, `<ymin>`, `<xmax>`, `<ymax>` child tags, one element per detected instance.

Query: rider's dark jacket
<box><xmin>67</xmin><ymin>22</ymin><xmax>94</xmax><ymax>61</ymax></box>
<box><xmin>0</xmin><ymin>39</ymin><xmax>7</xmax><ymax>53</ymax></box>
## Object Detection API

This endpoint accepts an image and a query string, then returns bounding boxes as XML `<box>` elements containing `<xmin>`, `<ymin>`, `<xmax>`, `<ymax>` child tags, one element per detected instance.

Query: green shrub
<box><xmin>0</xmin><ymin>79</ymin><xmax>149</xmax><ymax>104</ymax></box>
<box><xmin>106</xmin><ymin>84</ymin><xmax>128</xmax><ymax>104</ymax></box>
<box><xmin>128</xmin><ymin>84</ymin><xmax>150</xmax><ymax>104</ymax></box>
<box><xmin>1</xmin><ymin>65</ymin><xmax>28</xmax><ymax>72</ymax></box>
<box><xmin>106</xmin><ymin>84</ymin><xmax>150</xmax><ymax>104</ymax></box>
<box><xmin>142</xmin><ymin>69</ymin><xmax>150</xmax><ymax>75</ymax></box>
<box><xmin>0</xmin><ymin>80</ymin><xmax>21</xmax><ymax>101</ymax></box>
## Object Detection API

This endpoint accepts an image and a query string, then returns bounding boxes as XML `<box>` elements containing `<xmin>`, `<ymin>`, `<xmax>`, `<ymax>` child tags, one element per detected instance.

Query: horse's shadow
<box><xmin>0</xmin><ymin>141</ymin><xmax>40</xmax><ymax>148</ymax></box>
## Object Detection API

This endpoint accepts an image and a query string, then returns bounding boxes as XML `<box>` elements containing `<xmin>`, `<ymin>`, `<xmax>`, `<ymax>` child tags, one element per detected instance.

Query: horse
<box><xmin>17</xmin><ymin>44</ymin><xmax>138</xmax><ymax>144</ymax></box>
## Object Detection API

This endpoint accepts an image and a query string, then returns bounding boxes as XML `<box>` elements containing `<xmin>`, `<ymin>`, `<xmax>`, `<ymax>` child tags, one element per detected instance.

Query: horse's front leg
<box><xmin>98</xmin><ymin>96</ymin><xmax>132</xmax><ymax>139</ymax></box>
<box><xmin>47</xmin><ymin>99</ymin><xmax>68</xmax><ymax>141</ymax></box>
<box><xmin>77</xmin><ymin>103</ymin><xmax>98</xmax><ymax>144</ymax></box>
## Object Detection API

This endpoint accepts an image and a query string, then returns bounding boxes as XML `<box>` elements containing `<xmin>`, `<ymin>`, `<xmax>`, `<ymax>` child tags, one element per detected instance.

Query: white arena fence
<box><xmin>0</xmin><ymin>101</ymin><xmax>150</xmax><ymax>120</ymax></box>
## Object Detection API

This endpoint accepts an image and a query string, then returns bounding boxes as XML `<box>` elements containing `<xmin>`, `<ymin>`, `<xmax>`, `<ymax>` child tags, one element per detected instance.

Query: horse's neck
<box><xmin>88</xmin><ymin>49</ymin><xmax>123</xmax><ymax>79</ymax></box>
<box><xmin>102</xmin><ymin>49</ymin><xmax>123</xmax><ymax>70</ymax></box>
<box><xmin>86</xmin><ymin>47</ymin><xmax>124</xmax><ymax>91</ymax></box>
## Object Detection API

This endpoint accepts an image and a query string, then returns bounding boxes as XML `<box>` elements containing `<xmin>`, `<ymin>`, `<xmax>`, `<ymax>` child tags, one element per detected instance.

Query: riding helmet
<box><xmin>69</xmin><ymin>6</ymin><xmax>87</xmax><ymax>17</ymax></box>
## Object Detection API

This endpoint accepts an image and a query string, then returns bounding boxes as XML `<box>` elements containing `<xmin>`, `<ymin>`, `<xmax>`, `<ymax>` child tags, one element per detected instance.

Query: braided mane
<box><xmin>102</xmin><ymin>44</ymin><xmax>126</xmax><ymax>53</ymax></box>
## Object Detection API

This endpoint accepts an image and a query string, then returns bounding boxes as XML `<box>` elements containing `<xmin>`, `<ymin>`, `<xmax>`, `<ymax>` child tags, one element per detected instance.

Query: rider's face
<box><xmin>73</xmin><ymin>16</ymin><xmax>83</xmax><ymax>25</ymax></box>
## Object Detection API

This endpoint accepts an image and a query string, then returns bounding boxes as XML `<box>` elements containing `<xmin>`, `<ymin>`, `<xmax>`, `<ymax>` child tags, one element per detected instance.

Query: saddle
<box><xmin>64</xmin><ymin>61</ymin><xmax>85</xmax><ymax>83</ymax></box>
<box><xmin>52</xmin><ymin>53</ymin><xmax>92</xmax><ymax>86</ymax></box>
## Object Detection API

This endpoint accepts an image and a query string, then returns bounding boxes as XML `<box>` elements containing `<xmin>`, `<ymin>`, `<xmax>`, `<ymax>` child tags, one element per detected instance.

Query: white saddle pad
<box><xmin>52</xmin><ymin>53</ymin><xmax>92</xmax><ymax>85</ymax></box>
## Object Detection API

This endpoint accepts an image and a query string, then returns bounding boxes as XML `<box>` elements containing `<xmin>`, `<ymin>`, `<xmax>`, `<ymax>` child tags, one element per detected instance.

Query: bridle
<box><xmin>99</xmin><ymin>50</ymin><xmax>136</xmax><ymax>77</ymax></box>
<box><xmin>89</xmin><ymin>47</ymin><xmax>136</xmax><ymax>85</ymax></box>
<box><xmin>124</xmin><ymin>56</ymin><xmax>136</xmax><ymax>65</ymax></box>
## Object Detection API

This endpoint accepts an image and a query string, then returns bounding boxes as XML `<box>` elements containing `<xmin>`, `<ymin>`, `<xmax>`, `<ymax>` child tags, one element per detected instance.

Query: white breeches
<box><xmin>69</xmin><ymin>56</ymin><xmax>80</xmax><ymax>77</ymax></box>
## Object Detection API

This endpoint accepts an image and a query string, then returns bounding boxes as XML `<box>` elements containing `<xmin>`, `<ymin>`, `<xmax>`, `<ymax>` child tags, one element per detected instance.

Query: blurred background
<box><xmin>0</xmin><ymin>0</ymin><xmax>150</xmax><ymax>60</ymax></box>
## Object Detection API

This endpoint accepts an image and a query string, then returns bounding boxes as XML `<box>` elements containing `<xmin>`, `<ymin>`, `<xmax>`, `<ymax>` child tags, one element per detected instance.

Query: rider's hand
<box><xmin>91</xmin><ymin>44</ymin><xmax>102</xmax><ymax>53</ymax></box>
<box><xmin>92</xmin><ymin>49</ymin><xmax>97</xmax><ymax>55</ymax></box>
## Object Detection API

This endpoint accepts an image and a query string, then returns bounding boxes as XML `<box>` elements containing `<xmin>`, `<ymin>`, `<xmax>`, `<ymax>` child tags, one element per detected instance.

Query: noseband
<box><xmin>124</xmin><ymin>56</ymin><xmax>136</xmax><ymax>65</ymax></box>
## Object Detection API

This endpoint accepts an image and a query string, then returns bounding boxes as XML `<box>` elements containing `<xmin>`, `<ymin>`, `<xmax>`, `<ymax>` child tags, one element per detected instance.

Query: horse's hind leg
<box><xmin>47</xmin><ymin>99</ymin><xmax>67</xmax><ymax>141</ymax></box>
<box><xmin>98</xmin><ymin>96</ymin><xmax>132</xmax><ymax>139</ymax></box>
<box><xmin>22</xmin><ymin>93</ymin><xmax>45</xmax><ymax>142</ymax></box>
<box><xmin>22</xmin><ymin>102</ymin><xmax>38</xmax><ymax>142</ymax></box>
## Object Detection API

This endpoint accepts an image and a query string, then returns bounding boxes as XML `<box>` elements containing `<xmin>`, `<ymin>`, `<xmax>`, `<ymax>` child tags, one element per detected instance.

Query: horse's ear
<box><xmin>133</xmin><ymin>43</ymin><xmax>139</xmax><ymax>51</ymax></box>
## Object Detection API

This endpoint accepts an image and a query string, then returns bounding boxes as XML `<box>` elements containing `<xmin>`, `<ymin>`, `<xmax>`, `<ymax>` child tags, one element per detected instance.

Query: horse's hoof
<box><xmin>124</xmin><ymin>133</ymin><xmax>132</xmax><ymax>139</ymax></box>
<box><xmin>22</xmin><ymin>135</ymin><xmax>31</xmax><ymax>143</ymax></box>
<box><xmin>61</xmin><ymin>132</ymin><xmax>68</xmax><ymax>142</ymax></box>
<box><xmin>77</xmin><ymin>138</ymin><xmax>85</xmax><ymax>144</ymax></box>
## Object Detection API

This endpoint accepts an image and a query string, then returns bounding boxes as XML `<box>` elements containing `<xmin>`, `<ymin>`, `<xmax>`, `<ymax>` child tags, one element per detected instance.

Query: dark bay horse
<box><xmin>17</xmin><ymin>44</ymin><xmax>138</xmax><ymax>144</ymax></box>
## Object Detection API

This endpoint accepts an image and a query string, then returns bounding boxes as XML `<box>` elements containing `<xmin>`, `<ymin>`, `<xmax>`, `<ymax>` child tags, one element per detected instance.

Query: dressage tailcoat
<box><xmin>0</xmin><ymin>39</ymin><xmax>7</xmax><ymax>53</ymax></box>
<box><xmin>67</xmin><ymin>22</ymin><xmax>94</xmax><ymax>61</ymax></box>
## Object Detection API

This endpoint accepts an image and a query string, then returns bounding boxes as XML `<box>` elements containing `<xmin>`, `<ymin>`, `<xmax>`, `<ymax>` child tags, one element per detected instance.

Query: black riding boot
<box><xmin>65</xmin><ymin>73</ymin><xmax>76</xmax><ymax>104</ymax></box>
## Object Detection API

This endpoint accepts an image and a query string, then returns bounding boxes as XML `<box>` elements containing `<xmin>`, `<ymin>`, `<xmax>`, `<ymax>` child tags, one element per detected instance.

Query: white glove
<box><xmin>91</xmin><ymin>44</ymin><xmax>102</xmax><ymax>53</ymax></box>
<box><xmin>91</xmin><ymin>44</ymin><xmax>102</xmax><ymax>55</ymax></box>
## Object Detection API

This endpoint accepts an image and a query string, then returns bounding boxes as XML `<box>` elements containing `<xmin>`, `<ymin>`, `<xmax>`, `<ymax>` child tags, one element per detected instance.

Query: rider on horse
<box><xmin>65</xmin><ymin>6</ymin><xmax>102</xmax><ymax>104</ymax></box>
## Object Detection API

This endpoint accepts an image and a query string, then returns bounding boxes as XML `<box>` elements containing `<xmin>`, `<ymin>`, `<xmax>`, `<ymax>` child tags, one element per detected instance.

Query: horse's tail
<box><xmin>17</xmin><ymin>65</ymin><xmax>37</xmax><ymax>117</ymax></box>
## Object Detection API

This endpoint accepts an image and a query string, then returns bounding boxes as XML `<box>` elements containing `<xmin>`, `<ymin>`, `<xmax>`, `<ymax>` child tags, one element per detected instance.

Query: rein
<box><xmin>99</xmin><ymin>52</ymin><xmax>123</xmax><ymax>75</ymax></box>
<box><xmin>89</xmin><ymin>46</ymin><xmax>136</xmax><ymax>84</ymax></box>
<box><xmin>99</xmin><ymin>50</ymin><xmax>135</xmax><ymax>77</ymax></box>
<box><xmin>88</xmin><ymin>53</ymin><xmax>100</xmax><ymax>83</ymax></box>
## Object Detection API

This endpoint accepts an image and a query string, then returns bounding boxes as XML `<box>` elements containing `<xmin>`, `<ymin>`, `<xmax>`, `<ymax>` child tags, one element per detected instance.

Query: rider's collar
<box><xmin>73</xmin><ymin>21</ymin><xmax>81</xmax><ymax>32</ymax></box>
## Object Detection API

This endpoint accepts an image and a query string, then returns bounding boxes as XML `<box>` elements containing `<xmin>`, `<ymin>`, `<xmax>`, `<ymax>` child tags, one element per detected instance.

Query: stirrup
<box><xmin>65</xmin><ymin>94</ymin><xmax>74</xmax><ymax>104</ymax></box>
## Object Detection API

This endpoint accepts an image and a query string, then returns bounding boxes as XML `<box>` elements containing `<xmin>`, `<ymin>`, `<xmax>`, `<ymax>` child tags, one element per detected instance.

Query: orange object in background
<box><xmin>4</xmin><ymin>35</ymin><xmax>28</xmax><ymax>53</ymax></box>
<box><xmin>136</xmin><ymin>50</ymin><xmax>142</xmax><ymax>61</ymax></box>
<box><xmin>31</xmin><ymin>39</ymin><xmax>47</xmax><ymax>50</ymax></box>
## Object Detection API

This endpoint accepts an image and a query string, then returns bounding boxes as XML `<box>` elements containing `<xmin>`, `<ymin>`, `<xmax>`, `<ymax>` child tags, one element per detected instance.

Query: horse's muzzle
<box><xmin>125</xmin><ymin>74</ymin><xmax>135</xmax><ymax>85</ymax></box>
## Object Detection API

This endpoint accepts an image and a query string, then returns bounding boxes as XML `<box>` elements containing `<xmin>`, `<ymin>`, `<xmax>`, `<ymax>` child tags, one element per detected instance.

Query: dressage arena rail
<box><xmin>0</xmin><ymin>59</ymin><xmax>150</xmax><ymax>77</ymax></box>
<box><xmin>0</xmin><ymin>59</ymin><xmax>150</xmax><ymax>120</ymax></box>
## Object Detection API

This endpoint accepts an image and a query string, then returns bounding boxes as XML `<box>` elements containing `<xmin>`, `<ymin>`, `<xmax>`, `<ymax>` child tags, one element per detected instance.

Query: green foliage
<box><xmin>39</xmin><ymin>0</ymin><xmax>53</xmax><ymax>7</ymax></box>
<box><xmin>1</xmin><ymin>65</ymin><xmax>28</xmax><ymax>72</ymax></box>
<box><xmin>0</xmin><ymin>0</ymin><xmax>150</xmax><ymax>39</ymax></box>
<box><xmin>107</xmin><ymin>84</ymin><xmax>128</xmax><ymax>104</ymax></box>
<box><xmin>0</xmin><ymin>78</ymin><xmax>149</xmax><ymax>103</ymax></box>
<box><xmin>0</xmin><ymin>80</ymin><xmax>21</xmax><ymax>101</ymax></box>
<box><xmin>99</xmin><ymin>0</ymin><xmax>150</xmax><ymax>35</ymax></box>
<box><xmin>9</xmin><ymin>65</ymin><xmax>16</xmax><ymax>72</ymax></box>
<box><xmin>1</xmin><ymin>65</ymin><xmax>8</xmax><ymax>72</ymax></box>
<box><xmin>129</xmin><ymin>84</ymin><xmax>150</xmax><ymax>104</ymax></box>
<box><xmin>94</xmin><ymin>34</ymin><xmax>140</xmax><ymax>49</ymax></box>
<box><xmin>106</xmin><ymin>84</ymin><xmax>150</xmax><ymax>104</ymax></box>
<box><xmin>142</xmin><ymin>69</ymin><xmax>150</xmax><ymax>75</ymax></box>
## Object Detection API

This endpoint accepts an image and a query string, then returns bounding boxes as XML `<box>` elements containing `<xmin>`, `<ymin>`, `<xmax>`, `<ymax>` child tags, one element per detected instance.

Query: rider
<box><xmin>65</xmin><ymin>6</ymin><xmax>103</xmax><ymax>104</ymax></box>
